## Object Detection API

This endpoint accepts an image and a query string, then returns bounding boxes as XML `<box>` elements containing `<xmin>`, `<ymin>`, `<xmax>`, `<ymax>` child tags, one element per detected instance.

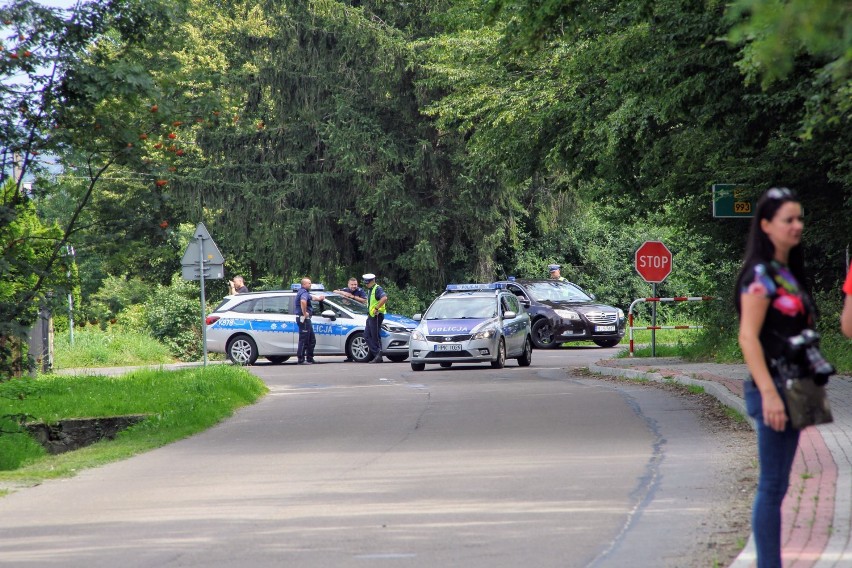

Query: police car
<box><xmin>206</xmin><ymin>285</ymin><xmax>417</xmax><ymax>365</ymax></box>
<box><xmin>408</xmin><ymin>283</ymin><xmax>533</xmax><ymax>371</ymax></box>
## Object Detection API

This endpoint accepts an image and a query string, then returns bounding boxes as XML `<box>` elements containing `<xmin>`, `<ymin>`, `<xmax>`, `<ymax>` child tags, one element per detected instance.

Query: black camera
<box><xmin>786</xmin><ymin>329</ymin><xmax>835</xmax><ymax>385</ymax></box>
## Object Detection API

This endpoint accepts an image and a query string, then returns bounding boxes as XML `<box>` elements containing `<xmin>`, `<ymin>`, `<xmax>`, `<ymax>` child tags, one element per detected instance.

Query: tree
<box><xmin>0</xmin><ymin>0</ymin><xmax>195</xmax><ymax>376</ymax></box>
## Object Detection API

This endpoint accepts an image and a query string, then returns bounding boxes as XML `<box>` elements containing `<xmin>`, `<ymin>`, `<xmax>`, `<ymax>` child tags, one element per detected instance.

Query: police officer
<box><xmin>362</xmin><ymin>273</ymin><xmax>387</xmax><ymax>363</ymax></box>
<box><xmin>548</xmin><ymin>264</ymin><xmax>567</xmax><ymax>282</ymax></box>
<box><xmin>335</xmin><ymin>277</ymin><xmax>367</xmax><ymax>305</ymax></box>
<box><xmin>295</xmin><ymin>277</ymin><xmax>324</xmax><ymax>364</ymax></box>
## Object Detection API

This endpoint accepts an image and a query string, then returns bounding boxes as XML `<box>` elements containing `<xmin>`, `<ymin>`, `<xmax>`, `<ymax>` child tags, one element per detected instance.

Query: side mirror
<box><xmin>413</xmin><ymin>313</ymin><xmax>422</xmax><ymax>321</ymax></box>
<box><xmin>503</xmin><ymin>310</ymin><xmax>517</xmax><ymax>319</ymax></box>
<box><xmin>320</xmin><ymin>309</ymin><xmax>337</xmax><ymax>321</ymax></box>
<box><xmin>519</xmin><ymin>299</ymin><xmax>530</xmax><ymax>307</ymax></box>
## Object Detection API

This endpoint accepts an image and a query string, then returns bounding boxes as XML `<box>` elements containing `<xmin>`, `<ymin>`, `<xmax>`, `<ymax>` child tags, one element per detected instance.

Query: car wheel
<box><xmin>531</xmin><ymin>318</ymin><xmax>559</xmax><ymax>349</ymax></box>
<box><xmin>491</xmin><ymin>338</ymin><xmax>506</xmax><ymax>369</ymax></box>
<box><xmin>594</xmin><ymin>338</ymin><xmax>621</xmax><ymax>348</ymax></box>
<box><xmin>517</xmin><ymin>337</ymin><xmax>533</xmax><ymax>367</ymax></box>
<box><xmin>266</xmin><ymin>355</ymin><xmax>290</xmax><ymax>364</ymax></box>
<box><xmin>346</xmin><ymin>332</ymin><xmax>371</xmax><ymax>363</ymax></box>
<box><xmin>411</xmin><ymin>362</ymin><xmax>425</xmax><ymax>371</ymax></box>
<box><xmin>439</xmin><ymin>362</ymin><xmax>452</xmax><ymax>368</ymax></box>
<box><xmin>227</xmin><ymin>335</ymin><xmax>258</xmax><ymax>365</ymax></box>
<box><xmin>386</xmin><ymin>354</ymin><xmax>408</xmax><ymax>363</ymax></box>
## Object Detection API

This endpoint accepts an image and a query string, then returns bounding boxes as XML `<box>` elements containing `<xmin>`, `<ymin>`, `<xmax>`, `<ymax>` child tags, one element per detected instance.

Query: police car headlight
<box><xmin>382</xmin><ymin>322</ymin><xmax>408</xmax><ymax>333</ymax></box>
<box><xmin>554</xmin><ymin>309</ymin><xmax>581</xmax><ymax>321</ymax></box>
<box><xmin>472</xmin><ymin>327</ymin><xmax>497</xmax><ymax>340</ymax></box>
<box><xmin>411</xmin><ymin>330</ymin><xmax>426</xmax><ymax>341</ymax></box>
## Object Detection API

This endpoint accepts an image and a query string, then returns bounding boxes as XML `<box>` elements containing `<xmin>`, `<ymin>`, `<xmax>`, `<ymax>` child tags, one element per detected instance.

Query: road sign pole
<box><xmin>651</xmin><ymin>283</ymin><xmax>657</xmax><ymax>357</ymax></box>
<box><xmin>198</xmin><ymin>233</ymin><xmax>208</xmax><ymax>367</ymax></box>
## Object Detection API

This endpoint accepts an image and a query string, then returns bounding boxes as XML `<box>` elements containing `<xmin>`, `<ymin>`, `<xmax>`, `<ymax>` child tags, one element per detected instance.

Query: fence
<box><xmin>628</xmin><ymin>296</ymin><xmax>714</xmax><ymax>357</ymax></box>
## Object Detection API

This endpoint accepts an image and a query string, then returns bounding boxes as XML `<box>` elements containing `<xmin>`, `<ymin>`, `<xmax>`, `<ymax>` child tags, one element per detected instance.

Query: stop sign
<box><xmin>635</xmin><ymin>241</ymin><xmax>673</xmax><ymax>283</ymax></box>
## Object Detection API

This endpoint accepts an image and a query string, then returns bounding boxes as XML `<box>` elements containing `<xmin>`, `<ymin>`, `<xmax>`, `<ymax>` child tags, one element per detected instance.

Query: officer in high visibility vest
<box><xmin>362</xmin><ymin>273</ymin><xmax>387</xmax><ymax>363</ymax></box>
<box><xmin>548</xmin><ymin>264</ymin><xmax>567</xmax><ymax>282</ymax></box>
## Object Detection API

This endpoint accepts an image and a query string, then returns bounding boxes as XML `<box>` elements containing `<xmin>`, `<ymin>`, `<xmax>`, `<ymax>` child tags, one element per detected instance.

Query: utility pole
<box><xmin>12</xmin><ymin>151</ymin><xmax>22</xmax><ymax>184</ymax></box>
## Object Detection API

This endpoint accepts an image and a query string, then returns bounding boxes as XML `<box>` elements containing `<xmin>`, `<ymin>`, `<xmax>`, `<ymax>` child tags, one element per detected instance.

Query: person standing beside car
<box><xmin>228</xmin><ymin>275</ymin><xmax>249</xmax><ymax>295</ymax></box>
<box><xmin>735</xmin><ymin>187</ymin><xmax>817</xmax><ymax>568</ymax></box>
<box><xmin>335</xmin><ymin>278</ymin><xmax>367</xmax><ymax>305</ymax></box>
<box><xmin>548</xmin><ymin>264</ymin><xmax>567</xmax><ymax>282</ymax></box>
<box><xmin>363</xmin><ymin>273</ymin><xmax>387</xmax><ymax>363</ymax></box>
<box><xmin>295</xmin><ymin>278</ymin><xmax>324</xmax><ymax>365</ymax></box>
<box><xmin>337</xmin><ymin>277</ymin><xmax>368</xmax><ymax>361</ymax></box>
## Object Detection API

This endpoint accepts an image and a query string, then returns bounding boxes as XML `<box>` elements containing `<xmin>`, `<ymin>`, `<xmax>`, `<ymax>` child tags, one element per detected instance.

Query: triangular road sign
<box><xmin>181</xmin><ymin>222</ymin><xmax>225</xmax><ymax>265</ymax></box>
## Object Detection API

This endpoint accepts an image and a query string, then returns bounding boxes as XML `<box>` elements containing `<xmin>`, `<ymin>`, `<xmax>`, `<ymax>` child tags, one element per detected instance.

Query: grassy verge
<box><xmin>0</xmin><ymin>365</ymin><xmax>267</xmax><ymax>483</ymax></box>
<box><xmin>53</xmin><ymin>329</ymin><xmax>175</xmax><ymax>369</ymax></box>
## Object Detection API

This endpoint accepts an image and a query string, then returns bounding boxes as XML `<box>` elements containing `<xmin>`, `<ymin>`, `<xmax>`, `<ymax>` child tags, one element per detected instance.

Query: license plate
<box><xmin>434</xmin><ymin>344</ymin><xmax>462</xmax><ymax>352</ymax></box>
<box><xmin>595</xmin><ymin>325</ymin><xmax>616</xmax><ymax>332</ymax></box>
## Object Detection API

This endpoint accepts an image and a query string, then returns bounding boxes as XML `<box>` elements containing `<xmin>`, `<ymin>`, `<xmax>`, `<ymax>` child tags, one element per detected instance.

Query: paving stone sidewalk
<box><xmin>589</xmin><ymin>357</ymin><xmax>852</xmax><ymax>568</ymax></box>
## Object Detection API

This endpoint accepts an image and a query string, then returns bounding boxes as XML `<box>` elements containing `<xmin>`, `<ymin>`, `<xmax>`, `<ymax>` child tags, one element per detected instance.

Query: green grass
<box><xmin>0</xmin><ymin>365</ymin><xmax>267</xmax><ymax>481</ymax></box>
<box><xmin>53</xmin><ymin>328</ymin><xmax>175</xmax><ymax>369</ymax></box>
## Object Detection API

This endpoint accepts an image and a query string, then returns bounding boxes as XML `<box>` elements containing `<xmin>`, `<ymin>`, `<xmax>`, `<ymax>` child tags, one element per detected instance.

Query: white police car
<box><xmin>206</xmin><ymin>285</ymin><xmax>417</xmax><ymax>365</ymax></box>
<box><xmin>408</xmin><ymin>283</ymin><xmax>533</xmax><ymax>371</ymax></box>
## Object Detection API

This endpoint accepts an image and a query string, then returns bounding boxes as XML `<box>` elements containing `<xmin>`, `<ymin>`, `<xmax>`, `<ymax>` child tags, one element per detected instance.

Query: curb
<box><xmin>587</xmin><ymin>362</ymin><xmax>760</xmax><ymax>567</ymax></box>
<box><xmin>587</xmin><ymin>362</ymin><xmax>752</xmax><ymax>428</ymax></box>
<box><xmin>588</xmin><ymin>361</ymin><xmax>849</xmax><ymax>568</ymax></box>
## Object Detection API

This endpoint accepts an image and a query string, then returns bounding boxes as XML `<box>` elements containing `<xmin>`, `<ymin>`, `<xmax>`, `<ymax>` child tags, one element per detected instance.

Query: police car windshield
<box><xmin>328</xmin><ymin>294</ymin><xmax>369</xmax><ymax>314</ymax></box>
<box><xmin>426</xmin><ymin>297</ymin><xmax>497</xmax><ymax>320</ymax></box>
<box><xmin>525</xmin><ymin>281</ymin><xmax>591</xmax><ymax>302</ymax></box>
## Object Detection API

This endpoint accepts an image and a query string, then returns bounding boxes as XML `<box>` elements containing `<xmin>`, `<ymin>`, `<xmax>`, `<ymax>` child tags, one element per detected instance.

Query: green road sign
<box><xmin>712</xmin><ymin>184</ymin><xmax>757</xmax><ymax>218</ymax></box>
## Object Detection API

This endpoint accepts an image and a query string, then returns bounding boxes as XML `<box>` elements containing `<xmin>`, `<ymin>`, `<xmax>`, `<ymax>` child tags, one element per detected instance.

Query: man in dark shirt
<box><xmin>229</xmin><ymin>275</ymin><xmax>249</xmax><ymax>294</ymax></box>
<box><xmin>295</xmin><ymin>278</ymin><xmax>325</xmax><ymax>364</ymax></box>
<box><xmin>335</xmin><ymin>277</ymin><xmax>367</xmax><ymax>304</ymax></box>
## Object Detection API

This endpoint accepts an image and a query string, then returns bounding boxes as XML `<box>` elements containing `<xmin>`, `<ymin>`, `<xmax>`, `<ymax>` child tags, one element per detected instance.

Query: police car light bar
<box><xmin>445</xmin><ymin>283</ymin><xmax>505</xmax><ymax>291</ymax></box>
<box><xmin>290</xmin><ymin>283</ymin><xmax>325</xmax><ymax>291</ymax></box>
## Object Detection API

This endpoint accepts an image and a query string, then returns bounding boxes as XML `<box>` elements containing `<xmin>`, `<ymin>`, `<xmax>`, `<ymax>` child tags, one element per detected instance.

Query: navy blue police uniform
<box><xmin>336</xmin><ymin>286</ymin><xmax>367</xmax><ymax>301</ymax></box>
<box><xmin>363</xmin><ymin>275</ymin><xmax>386</xmax><ymax>363</ymax></box>
<box><xmin>295</xmin><ymin>286</ymin><xmax>316</xmax><ymax>364</ymax></box>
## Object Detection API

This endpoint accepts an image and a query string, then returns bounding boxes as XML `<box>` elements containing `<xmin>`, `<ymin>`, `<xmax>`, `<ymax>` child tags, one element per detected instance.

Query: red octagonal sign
<box><xmin>635</xmin><ymin>241</ymin><xmax>673</xmax><ymax>283</ymax></box>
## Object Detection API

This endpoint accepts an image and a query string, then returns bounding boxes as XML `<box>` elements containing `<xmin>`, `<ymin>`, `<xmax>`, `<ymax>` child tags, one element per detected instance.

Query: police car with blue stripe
<box><xmin>206</xmin><ymin>285</ymin><xmax>417</xmax><ymax>365</ymax></box>
<box><xmin>408</xmin><ymin>283</ymin><xmax>533</xmax><ymax>371</ymax></box>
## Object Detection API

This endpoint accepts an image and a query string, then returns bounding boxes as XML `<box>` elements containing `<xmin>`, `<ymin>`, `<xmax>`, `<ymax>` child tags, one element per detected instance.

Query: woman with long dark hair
<box><xmin>735</xmin><ymin>187</ymin><xmax>816</xmax><ymax>568</ymax></box>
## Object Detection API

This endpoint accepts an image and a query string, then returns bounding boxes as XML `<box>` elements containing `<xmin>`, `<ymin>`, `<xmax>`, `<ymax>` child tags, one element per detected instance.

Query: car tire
<box><xmin>346</xmin><ymin>332</ymin><xmax>371</xmax><ymax>363</ymax></box>
<box><xmin>517</xmin><ymin>337</ymin><xmax>533</xmax><ymax>367</ymax></box>
<box><xmin>491</xmin><ymin>338</ymin><xmax>506</xmax><ymax>369</ymax></box>
<box><xmin>386</xmin><ymin>354</ymin><xmax>408</xmax><ymax>363</ymax></box>
<box><xmin>439</xmin><ymin>362</ymin><xmax>452</xmax><ymax>368</ymax></box>
<box><xmin>531</xmin><ymin>318</ymin><xmax>559</xmax><ymax>349</ymax></box>
<box><xmin>594</xmin><ymin>338</ymin><xmax>621</xmax><ymax>348</ymax></box>
<box><xmin>227</xmin><ymin>335</ymin><xmax>258</xmax><ymax>365</ymax></box>
<box><xmin>266</xmin><ymin>355</ymin><xmax>290</xmax><ymax>364</ymax></box>
<box><xmin>411</xmin><ymin>362</ymin><xmax>425</xmax><ymax>371</ymax></box>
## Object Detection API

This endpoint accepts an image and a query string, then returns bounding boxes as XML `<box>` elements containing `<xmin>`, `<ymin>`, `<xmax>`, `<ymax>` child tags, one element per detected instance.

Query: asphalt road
<box><xmin>0</xmin><ymin>348</ymin><xmax>734</xmax><ymax>567</ymax></box>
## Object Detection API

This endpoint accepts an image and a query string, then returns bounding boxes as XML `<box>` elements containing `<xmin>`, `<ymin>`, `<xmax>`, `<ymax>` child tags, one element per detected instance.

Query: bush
<box><xmin>144</xmin><ymin>275</ymin><xmax>205</xmax><ymax>361</ymax></box>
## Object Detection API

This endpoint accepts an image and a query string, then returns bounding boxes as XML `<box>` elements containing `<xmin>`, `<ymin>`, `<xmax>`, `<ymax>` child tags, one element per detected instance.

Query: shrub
<box><xmin>144</xmin><ymin>275</ymin><xmax>205</xmax><ymax>361</ymax></box>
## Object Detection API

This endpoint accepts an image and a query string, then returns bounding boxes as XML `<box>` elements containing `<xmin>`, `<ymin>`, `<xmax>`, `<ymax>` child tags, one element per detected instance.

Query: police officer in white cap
<box><xmin>362</xmin><ymin>273</ymin><xmax>387</xmax><ymax>363</ymax></box>
<box><xmin>549</xmin><ymin>264</ymin><xmax>567</xmax><ymax>282</ymax></box>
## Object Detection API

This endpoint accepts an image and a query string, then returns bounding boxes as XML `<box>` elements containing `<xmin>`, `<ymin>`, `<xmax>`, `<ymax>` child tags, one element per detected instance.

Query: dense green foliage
<box><xmin>0</xmin><ymin>365</ymin><xmax>266</xmax><ymax>474</ymax></box>
<box><xmin>1</xmin><ymin>0</ymin><xmax>849</xmax><ymax>378</ymax></box>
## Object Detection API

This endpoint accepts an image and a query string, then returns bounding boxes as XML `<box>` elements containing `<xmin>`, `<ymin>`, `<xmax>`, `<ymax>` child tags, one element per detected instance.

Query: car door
<box><xmin>249</xmin><ymin>295</ymin><xmax>297</xmax><ymax>355</ymax></box>
<box><xmin>309</xmin><ymin>298</ymin><xmax>345</xmax><ymax>355</ymax></box>
<box><xmin>500</xmin><ymin>294</ymin><xmax>526</xmax><ymax>355</ymax></box>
